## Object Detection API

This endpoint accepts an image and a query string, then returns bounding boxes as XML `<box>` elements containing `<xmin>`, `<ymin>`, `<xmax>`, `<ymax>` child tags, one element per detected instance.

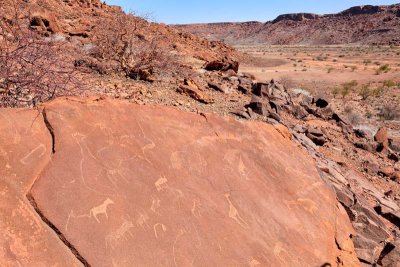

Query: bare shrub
<box><xmin>0</xmin><ymin>2</ymin><xmax>81</xmax><ymax>107</ymax></box>
<box><xmin>359</xmin><ymin>84</ymin><xmax>371</xmax><ymax>100</ymax></box>
<box><xmin>90</xmin><ymin>12</ymin><xmax>175</xmax><ymax>82</ymax></box>
<box><xmin>379</xmin><ymin>105</ymin><xmax>400</xmax><ymax>121</ymax></box>
<box><xmin>344</xmin><ymin>105</ymin><xmax>362</xmax><ymax>125</ymax></box>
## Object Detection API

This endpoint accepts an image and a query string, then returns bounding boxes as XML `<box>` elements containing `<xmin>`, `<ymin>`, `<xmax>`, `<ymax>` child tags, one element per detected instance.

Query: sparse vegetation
<box><xmin>375</xmin><ymin>64</ymin><xmax>391</xmax><ymax>75</ymax></box>
<box><xmin>0</xmin><ymin>4</ymin><xmax>81</xmax><ymax>107</ymax></box>
<box><xmin>363</xmin><ymin>59</ymin><xmax>372</xmax><ymax>65</ymax></box>
<box><xmin>90</xmin><ymin>12</ymin><xmax>175</xmax><ymax>82</ymax></box>
<box><xmin>359</xmin><ymin>84</ymin><xmax>372</xmax><ymax>100</ymax></box>
<box><xmin>340</xmin><ymin>80</ymin><xmax>358</xmax><ymax>98</ymax></box>
<box><xmin>383</xmin><ymin>80</ymin><xmax>397</xmax><ymax>88</ymax></box>
<box><xmin>379</xmin><ymin>105</ymin><xmax>400</xmax><ymax>121</ymax></box>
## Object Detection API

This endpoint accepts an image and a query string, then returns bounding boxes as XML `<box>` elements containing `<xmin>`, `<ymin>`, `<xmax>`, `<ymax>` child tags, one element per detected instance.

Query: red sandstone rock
<box><xmin>18</xmin><ymin>97</ymin><xmax>358</xmax><ymax>266</ymax></box>
<box><xmin>0</xmin><ymin>109</ymin><xmax>80</xmax><ymax>266</ymax></box>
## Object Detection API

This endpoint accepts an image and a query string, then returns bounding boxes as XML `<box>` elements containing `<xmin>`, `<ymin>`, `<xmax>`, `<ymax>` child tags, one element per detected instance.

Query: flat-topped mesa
<box><xmin>337</xmin><ymin>5</ymin><xmax>384</xmax><ymax>16</ymax></box>
<box><xmin>272</xmin><ymin>13</ymin><xmax>320</xmax><ymax>24</ymax></box>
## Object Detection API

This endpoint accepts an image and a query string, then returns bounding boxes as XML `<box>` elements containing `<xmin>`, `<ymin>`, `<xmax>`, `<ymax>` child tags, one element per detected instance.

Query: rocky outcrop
<box><xmin>272</xmin><ymin>13</ymin><xmax>320</xmax><ymax>24</ymax></box>
<box><xmin>240</xmin><ymin>78</ymin><xmax>400</xmax><ymax>266</ymax></box>
<box><xmin>337</xmin><ymin>5</ymin><xmax>383</xmax><ymax>16</ymax></box>
<box><xmin>0</xmin><ymin>97</ymin><xmax>359</xmax><ymax>266</ymax></box>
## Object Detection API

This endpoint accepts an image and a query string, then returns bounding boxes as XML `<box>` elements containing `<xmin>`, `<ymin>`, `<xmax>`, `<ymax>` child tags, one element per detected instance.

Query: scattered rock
<box><xmin>30</xmin><ymin>12</ymin><xmax>61</xmax><ymax>33</ymax></box>
<box><xmin>315</xmin><ymin>98</ymin><xmax>329</xmax><ymax>108</ymax></box>
<box><xmin>379</xmin><ymin>241</ymin><xmax>400</xmax><ymax>267</ymax></box>
<box><xmin>208</xmin><ymin>81</ymin><xmax>226</xmax><ymax>93</ymax></box>
<box><xmin>268</xmin><ymin>111</ymin><xmax>281</xmax><ymax>122</ymax></box>
<box><xmin>237</xmin><ymin>77</ymin><xmax>253</xmax><ymax>94</ymax></box>
<box><xmin>292</xmin><ymin>104</ymin><xmax>309</xmax><ymax>120</ymax></box>
<box><xmin>378</xmin><ymin>167</ymin><xmax>394</xmax><ymax>178</ymax></box>
<box><xmin>231</xmin><ymin>110</ymin><xmax>250</xmax><ymax>119</ymax></box>
<box><xmin>391</xmin><ymin>172</ymin><xmax>400</xmax><ymax>183</ymax></box>
<box><xmin>306</xmin><ymin>127</ymin><xmax>326</xmax><ymax>146</ymax></box>
<box><xmin>177</xmin><ymin>85</ymin><xmax>213</xmax><ymax>104</ymax></box>
<box><xmin>355</xmin><ymin>142</ymin><xmax>377</xmax><ymax>153</ymax></box>
<box><xmin>363</xmin><ymin>159</ymin><xmax>380</xmax><ymax>175</ymax></box>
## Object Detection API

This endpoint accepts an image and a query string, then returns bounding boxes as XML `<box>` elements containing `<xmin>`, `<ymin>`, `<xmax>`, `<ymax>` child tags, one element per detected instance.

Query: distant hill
<box><xmin>175</xmin><ymin>4</ymin><xmax>400</xmax><ymax>45</ymax></box>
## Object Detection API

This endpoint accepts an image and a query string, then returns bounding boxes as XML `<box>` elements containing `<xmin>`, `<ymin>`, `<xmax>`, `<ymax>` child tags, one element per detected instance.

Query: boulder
<box><xmin>315</xmin><ymin>98</ymin><xmax>329</xmax><ymax>108</ymax></box>
<box><xmin>362</xmin><ymin>159</ymin><xmax>380</xmax><ymax>175</ymax></box>
<box><xmin>237</xmin><ymin>78</ymin><xmax>253</xmax><ymax>94</ymax></box>
<box><xmin>306</xmin><ymin>127</ymin><xmax>326</xmax><ymax>146</ymax></box>
<box><xmin>292</xmin><ymin>104</ymin><xmax>309</xmax><ymax>120</ymax></box>
<box><xmin>375</xmin><ymin>127</ymin><xmax>389</xmax><ymax>152</ymax></box>
<box><xmin>247</xmin><ymin>95</ymin><xmax>268</xmax><ymax>116</ymax></box>
<box><xmin>0</xmin><ymin>97</ymin><xmax>358</xmax><ymax>266</ymax></box>
<box><xmin>204</xmin><ymin>58</ymin><xmax>239</xmax><ymax>73</ymax></box>
<box><xmin>354</xmin><ymin>142</ymin><xmax>377</xmax><ymax>153</ymax></box>
<box><xmin>391</xmin><ymin>172</ymin><xmax>400</xmax><ymax>183</ymax></box>
<box><xmin>379</xmin><ymin>241</ymin><xmax>400</xmax><ymax>267</ymax></box>
<box><xmin>30</xmin><ymin>12</ymin><xmax>61</xmax><ymax>33</ymax></box>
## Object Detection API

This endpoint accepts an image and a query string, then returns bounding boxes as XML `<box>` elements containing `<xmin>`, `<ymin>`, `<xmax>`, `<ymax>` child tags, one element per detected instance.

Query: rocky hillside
<box><xmin>175</xmin><ymin>4</ymin><xmax>400</xmax><ymax>45</ymax></box>
<box><xmin>0</xmin><ymin>0</ymin><xmax>237</xmax><ymax>62</ymax></box>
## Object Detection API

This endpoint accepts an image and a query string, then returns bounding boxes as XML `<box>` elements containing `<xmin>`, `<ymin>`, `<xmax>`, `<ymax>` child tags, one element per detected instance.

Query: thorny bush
<box><xmin>90</xmin><ymin>12</ymin><xmax>175</xmax><ymax>82</ymax></box>
<box><xmin>0</xmin><ymin>3</ymin><xmax>81</xmax><ymax>107</ymax></box>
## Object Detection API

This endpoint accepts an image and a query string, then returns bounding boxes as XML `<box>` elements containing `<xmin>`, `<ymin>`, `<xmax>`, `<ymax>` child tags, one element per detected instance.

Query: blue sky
<box><xmin>105</xmin><ymin>1</ymin><xmax>400</xmax><ymax>24</ymax></box>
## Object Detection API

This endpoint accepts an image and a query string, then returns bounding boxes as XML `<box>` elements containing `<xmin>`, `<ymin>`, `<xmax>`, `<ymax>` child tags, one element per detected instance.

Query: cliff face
<box><xmin>176</xmin><ymin>4</ymin><xmax>400</xmax><ymax>45</ymax></box>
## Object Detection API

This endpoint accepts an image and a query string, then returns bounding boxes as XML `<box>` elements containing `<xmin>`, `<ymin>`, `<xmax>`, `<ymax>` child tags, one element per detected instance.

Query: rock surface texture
<box><xmin>0</xmin><ymin>97</ymin><xmax>359</xmax><ymax>266</ymax></box>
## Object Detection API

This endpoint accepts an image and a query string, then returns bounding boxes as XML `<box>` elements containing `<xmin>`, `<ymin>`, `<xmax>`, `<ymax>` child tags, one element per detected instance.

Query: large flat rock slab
<box><xmin>28</xmin><ymin>98</ymin><xmax>359</xmax><ymax>266</ymax></box>
<box><xmin>0</xmin><ymin>109</ymin><xmax>81</xmax><ymax>266</ymax></box>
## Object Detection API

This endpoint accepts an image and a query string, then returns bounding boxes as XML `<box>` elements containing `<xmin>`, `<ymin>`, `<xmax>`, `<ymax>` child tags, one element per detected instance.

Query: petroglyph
<box><xmin>105</xmin><ymin>220</ymin><xmax>135</xmax><ymax>249</ymax></box>
<box><xmin>90</xmin><ymin>198</ymin><xmax>115</xmax><ymax>223</ymax></box>
<box><xmin>249</xmin><ymin>259</ymin><xmax>261</xmax><ymax>266</ymax></box>
<box><xmin>191</xmin><ymin>200</ymin><xmax>202</xmax><ymax>218</ymax></box>
<box><xmin>136</xmin><ymin>211</ymin><xmax>150</xmax><ymax>230</ymax></box>
<box><xmin>173</xmin><ymin>230</ymin><xmax>185</xmax><ymax>267</ymax></box>
<box><xmin>237</xmin><ymin>156</ymin><xmax>250</xmax><ymax>180</ymax></box>
<box><xmin>297</xmin><ymin>198</ymin><xmax>318</xmax><ymax>214</ymax></box>
<box><xmin>20</xmin><ymin>144</ymin><xmax>47</xmax><ymax>165</ymax></box>
<box><xmin>150</xmin><ymin>197</ymin><xmax>161</xmax><ymax>215</ymax></box>
<box><xmin>274</xmin><ymin>242</ymin><xmax>290</xmax><ymax>262</ymax></box>
<box><xmin>170</xmin><ymin>151</ymin><xmax>184</xmax><ymax>170</ymax></box>
<box><xmin>224</xmin><ymin>194</ymin><xmax>248</xmax><ymax>229</ymax></box>
<box><xmin>284</xmin><ymin>199</ymin><xmax>318</xmax><ymax>214</ymax></box>
<box><xmin>137</xmin><ymin>120</ymin><xmax>156</xmax><ymax>154</ymax></box>
<box><xmin>155</xmin><ymin>176</ymin><xmax>168</xmax><ymax>192</ymax></box>
<box><xmin>65</xmin><ymin>210</ymin><xmax>76</xmax><ymax>232</ymax></box>
<box><xmin>153</xmin><ymin>223</ymin><xmax>167</xmax><ymax>239</ymax></box>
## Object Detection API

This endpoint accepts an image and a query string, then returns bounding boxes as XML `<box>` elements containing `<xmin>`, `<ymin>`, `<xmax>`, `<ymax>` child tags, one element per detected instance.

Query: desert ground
<box><xmin>239</xmin><ymin>45</ymin><xmax>400</xmax><ymax>93</ymax></box>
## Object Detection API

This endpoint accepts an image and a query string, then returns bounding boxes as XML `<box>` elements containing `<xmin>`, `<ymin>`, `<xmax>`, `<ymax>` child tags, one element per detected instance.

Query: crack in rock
<box><xmin>26</xmin><ymin>192</ymin><xmax>90</xmax><ymax>267</ymax></box>
<box><xmin>42</xmin><ymin>108</ymin><xmax>56</xmax><ymax>154</ymax></box>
